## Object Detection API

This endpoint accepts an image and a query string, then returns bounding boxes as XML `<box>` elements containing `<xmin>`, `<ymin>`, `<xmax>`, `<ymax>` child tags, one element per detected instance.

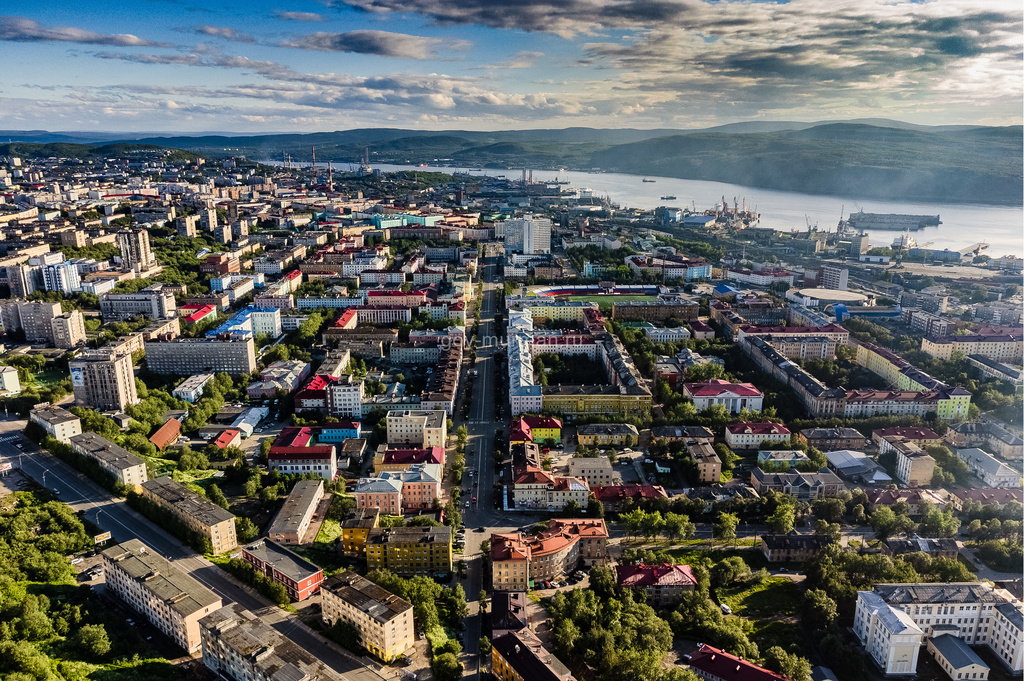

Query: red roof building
<box><xmin>683</xmin><ymin>379</ymin><xmax>764</xmax><ymax>414</ymax></box>
<box><xmin>275</xmin><ymin>426</ymin><xmax>315</xmax><ymax>449</ymax></box>
<box><xmin>725</xmin><ymin>422</ymin><xmax>792</xmax><ymax>450</ymax></box>
<box><xmin>180</xmin><ymin>304</ymin><xmax>218</xmax><ymax>324</ymax></box>
<box><xmin>149</xmin><ymin>419</ymin><xmax>181</xmax><ymax>451</ymax></box>
<box><xmin>213</xmin><ymin>429</ymin><xmax>242</xmax><ymax>449</ymax></box>
<box><xmin>268</xmin><ymin>445</ymin><xmax>338</xmax><ymax>481</ymax></box>
<box><xmin>616</xmin><ymin>563</ymin><xmax>697</xmax><ymax>606</ymax></box>
<box><xmin>373</xmin><ymin>446</ymin><xmax>446</xmax><ymax>472</ymax></box>
<box><xmin>592</xmin><ymin>485</ymin><xmax>669</xmax><ymax>512</ymax></box>
<box><xmin>689</xmin><ymin>644</ymin><xmax>791</xmax><ymax>681</ymax></box>
<box><xmin>295</xmin><ymin>374</ymin><xmax>340</xmax><ymax>410</ymax></box>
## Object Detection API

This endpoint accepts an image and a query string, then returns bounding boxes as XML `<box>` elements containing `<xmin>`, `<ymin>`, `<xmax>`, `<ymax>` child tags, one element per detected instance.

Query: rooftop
<box><xmin>242</xmin><ymin>540</ymin><xmax>323</xmax><ymax>583</ymax></box>
<box><xmin>141</xmin><ymin>477</ymin><xmax>235</xmax><ymax>526</ymax></box>
<box><xmin>929</xmin><ymin>634</ymin><xmax>989</xmax><ymax>671</ymax></box>
<box><xmin>30</xmin><ymin>404</ymin><xmax>79</xmax><ymax>426</ymax></box>
<box><xmin>616</xmin><ymin>563</ymin><xmax>697</xmax><ymax>589</ymax></box>
<box><xmin>492</xmin><ymin>630</ymin><xmax>575</xmax><ymax>681</ymax></box>
<box><xmin>689</xmin><ymin>643</ymin><xmax>790</xmax><ymax>681</ymax></box>
<box><xmin>267</xmin><ymin>480</ymin><xmax>324</xmax><ymax>537</ymax></box>
<box><xmin>102</xmin><ymin>538</ymin><xmax>220</xmax><ymax>618</ymax></box>
<box><xmin>70</xmin><ymin>432</ymin><xmax>145</xmax><ymax>473</ymax></box>
<box><xmin>322</xmin><ymin>571</ymin><xmax>412</xmax><ymax>625</ymax></box>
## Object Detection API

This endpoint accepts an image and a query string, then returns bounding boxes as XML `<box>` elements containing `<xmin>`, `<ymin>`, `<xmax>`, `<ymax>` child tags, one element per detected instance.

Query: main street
<box><xmin>0</xmin><ymin>419</ymin><xmax>395</xmax><ymax>681</ymax></box>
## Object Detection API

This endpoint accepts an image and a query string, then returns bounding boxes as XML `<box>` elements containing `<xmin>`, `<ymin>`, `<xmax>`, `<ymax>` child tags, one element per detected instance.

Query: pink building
<box><xmin>353</xmin><ymin>477</ymin><xmax>403</xmax><ymax>515</ymax></box>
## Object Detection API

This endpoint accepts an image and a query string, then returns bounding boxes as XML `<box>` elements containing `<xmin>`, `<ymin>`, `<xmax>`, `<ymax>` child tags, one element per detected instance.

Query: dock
<box><xmin>959</xmin><ymin>243</ymin><xmax>989</xmax><ymax>256</ymax></box>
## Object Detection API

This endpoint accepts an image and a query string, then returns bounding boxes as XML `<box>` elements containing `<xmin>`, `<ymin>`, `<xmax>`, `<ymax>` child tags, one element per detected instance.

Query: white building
<box><xmin>683</xmin><ymin>380</ymin><xmax>764</xmax><ymax>414</ymax></box>
<box><xmin>0</xmin><ymin>365</ymin><xmax>21</xmax><ymax>394</ymax></box>
<box><xmin>42</xmin><ymin>262</ymin><xmax>81</xmax><ymax>294</ymax></box>
<box><xmin>503</xmin><ymin>216</ymin><xmax>551</xmax><ymax>255</ymax></box>
<box><xmin>854</xmin><ymin>583</ymin><xmax>1021</xmax><ymax>676</ymax></box>
<box><xmin>30</xmin><ymin>404</ymin><xmax>81</xmax><ymax>442</ymax></box>
<box><xmin>853</xmin><ymin>591</ymin><xmax>925</xmax><ymax>675</ymax></box>
<box><xmin>173</xmin><ymin>374</ymin><xmax>216</xmax><ymax>403</ymax></box>
<box><xmin>386</xmin><ymin>410</ymin><xmax>448</xmax><ymax>448</ymax></box>
<box><xmin>956</xmin><ymin>448</ymin><xmax>1020</xmax><ymax>488</ymax></box>
<box><xmin>643</xmin><ymin>326</ymin><xmax>691</xmax><ymax>343</ymax></box>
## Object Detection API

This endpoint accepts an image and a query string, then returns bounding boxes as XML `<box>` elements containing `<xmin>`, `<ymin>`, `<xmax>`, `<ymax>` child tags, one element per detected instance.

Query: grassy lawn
<box><xmin>317</xmin><ymin>518</ymin><xmax>344</xmax><ymax>544</ymax></box>
<box><xmin>718</xmin><ymin>577</ymin><xmax>801</xmax><ymax>618</ymax></box>
<box><xmin>567</xmin><ymin>294</ymin><xmax>658</xmax><ymax>309</ymax></box>
<box><xmin>31</xmin><ymin>366</ymin><xmax>68</xmax><ymax>386</ymax></box>
<box><xmin>749</xmin><ymin>619</ymin><xmax>805</xmax><ymax>655</ymax></box>
<box><xmin>666</xmin><ymin>546</ymin><xmax>768</xmax><ymax>568</ymax></box>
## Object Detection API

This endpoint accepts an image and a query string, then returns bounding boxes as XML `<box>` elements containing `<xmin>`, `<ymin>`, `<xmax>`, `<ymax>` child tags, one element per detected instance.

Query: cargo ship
<box><xmin>661</xmin><ymin>195</ymin><xmax>677</xmax><ymax>200</ymax></box>
<box><xmin>847</xmin><ymin>210</ymin><xmax>941</xmax><ymax>230</ymax></box>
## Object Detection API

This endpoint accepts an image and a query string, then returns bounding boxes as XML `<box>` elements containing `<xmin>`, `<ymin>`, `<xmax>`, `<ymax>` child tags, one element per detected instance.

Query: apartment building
<box><xmin>200</xmin><ymin>604</ymin><xmax>347</xmax><ymax>681</ymax></box>
<box><xmin>616</xmin><ymin>563</ymin><xmax>697</xmax><ymax>607</ymax></box>
<box><xmin>267</xmin><ymin>446</ymin><xmax>338</xmax><ymax>481</ymax></box>
<box><xmin>340</xmin><ymin>508</ymin><xmax>380</xmax><ymax>558</ymax></box>
<box><xmin>0</xmin><ymin>300</ymin><xmax>86</xmax><ymax>347</ymax></box>
<box><xmin>921</xmin><ymin>334</ymin><xmax>1023</xmax><ymax>363</ymax></box>
<box><xmin>116</xmin><ymin>229</ymin><xmax>157</xmax><ymax>272</ymax></box>
<box><xmin>241</xmin><ymin>539</ymin><xmax>324</xmax><ymax>601</ymax></box>
<box><xmin>591</xmin><ymin>485</ymin><xmax>669</xmax><ymax>513</ymax></box>
<box><xmin>29</xmin><ymin>404</ymin><xmax>81</xmax><ymax>443</ymax></box>
<box><xmin>760</xmin><ymin>533</ymin><xmax>835</xmax><ymax>563</ymax></box>
<box><xmin>685</xmin><ymin>438</ymin><xmax>722</xmax><ymax>483</ymax></box>
<box><xmin>683</xmin><ymin>379</ymin><xmax>764</xmax><ymax>413</ymax></box>
<box><xmin>365</xmin><ymin>526</ymin><xmax>452</xmax><ymax>577</ymax></box>
<box><xmin>610</xmin><ymin>300</ymin><xmax>700</xmax><ymax>322</ymax></box>
<box><xmin>267</xmin><ymin>479</ymin><xmax>324</xmax><ymax>545</ymax></box>
<box><xmin>353</xmin><ymin>477</ymin><xmax>403</xmax><ymax>515</ymax></box>
<box><xmin>0</xmin><ymin>365</ymin><xmax>19</xmax><ymax>395</ymax></box>
<box><xmin>510</xmin><ymin>467</ymin><xmax>590</xmax><ymax>512</ymax></box>
<box><xmin>874</xmin><ymin>427</ymin><xmax>943</xmax><ymax>452</ymax></box>
<box><xmin>372</xmin><ymin>445</ymin><xmax>445</xmax><ymax>473</ymax></box>
<box><xmin>491</xmin><ymin>519</ymin><xmax>609</xmax><ymax>591</ymax></box>
<box><xmin>70</xmin><ymin>432</ymin><xmax>148</xmax><ymax>488</ymax></box>
<box><xmin>140</xmin><ymin>477</ymin><xmax>238</xmax><ymax>554</ymax></box>
<box><xmin>725</xmin><ymin>422</ymin><xmax>792</xmax><ymax>450</ymax></box>
<box><xmin>502</xmin><ymin>216</ymin><xmax>552</xmax><ymax>254</ymax></box>
<box><xmin>102</xmin><ymin>539</ymin><xmax>222</xmax><ymax>653</ymax></box>
<box><xmin>144</xmin><ymin>336</ymin><xmax>257</xmax><ymax>376</ymax></box>
<box><xmin>492</xmin><ymin>630</ymin><xmax>576</xmax><ymax>681</ymax></box>
<box><xmin>688</xmin><ymin>644</ymin><xmax>789</xmax><ymax>681</ymax></box>
<box><xmin>956</xmin><ymin>448</ymin><xmax>1020</xmax><ymax>488</ymax></box>
<box><xmin>69</xmin><ymin>349</ymin><xmax>139</xmax><ymax>411</ymax></box>
<box><xmin>509</xmin><ymin>416</ymin><xmax>562</xmax><ymax>444</ymax></box>
<box><xmin>567</xmin><ymin>457</ymin><xmax>619</xmax><ymax>487</ymax></box>
<box><xmin>854</xmin><ymin>583</ymin><xmax>1019</xmax><ymax>675</ymax></box>
<box><xmin>377</xmin><ymin>463</ymin><xmax>442</xmax><ymax>510</ymax></box>
<box><xmin>749</xmin><ymin>467</ymin><xmax>842</xmax><ymax>500</ymax></box>
<box><xmin>990</xmin><ymin>603</ymin><xmax>1024</xmax><ymax>673</ymax></box>
<box><xmin>320</xmin><ymin>571</ymin><xmax>414</xmax><ymax>663</ymax></box>
<box><xmin>891</xmin><ymin>439</ymin><xmax>936</xmax><ymax>487</ymax></box>
<box><xmin>576</xmin><ymin>423</ymin><xmax>640</xmax><ymax>447</ymax></box>
<box><xmin>386</xmin><ymin>409</ymin><xmax>448</xmax><ymax>448</ymax></box>
<box><xmin>100</xmin><ymin>286</ymin><xmax>177</xmax><ymax>320</ymax></box>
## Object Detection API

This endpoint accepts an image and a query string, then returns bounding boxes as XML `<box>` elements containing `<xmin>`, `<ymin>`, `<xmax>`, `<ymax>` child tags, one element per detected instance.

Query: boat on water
<box><xmin>848</xmin><ymin>209</ymin><xmax>940</xmax><ymax>230</ymax></box>
<box><xmin>642</xmin><ymin>178</ymin><xmax>656</xmax><ymax>183</ymax></box>
<box><xmin>892</xmin><ymin>235</ymin><xmax>917</xmax><ymax>250</ymax></box>
<box><xmin>661</xmin><ymin>195</ymin><xmax>677</xmax><ymax>201</ymax></box>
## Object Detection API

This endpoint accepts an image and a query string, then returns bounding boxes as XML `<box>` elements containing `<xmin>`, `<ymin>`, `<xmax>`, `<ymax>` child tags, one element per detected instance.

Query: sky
<box><xmin>0</xmin><ymin>0</ymin><xmax>1022</xmax><ymax>133</ymax></box>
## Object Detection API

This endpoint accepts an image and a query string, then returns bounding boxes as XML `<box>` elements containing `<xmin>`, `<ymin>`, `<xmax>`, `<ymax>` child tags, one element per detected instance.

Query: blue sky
<box><xmin>1</xmin><ymin>0</ymin><xmax>1021</xmax><ymax>133</ymax></box>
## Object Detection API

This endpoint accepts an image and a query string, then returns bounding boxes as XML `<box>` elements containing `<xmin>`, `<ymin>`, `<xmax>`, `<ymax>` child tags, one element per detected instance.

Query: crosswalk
<box><xmin>0</xmin><ymin>435</ymin><xmax>22</xmax><ymax>443</ymax></box>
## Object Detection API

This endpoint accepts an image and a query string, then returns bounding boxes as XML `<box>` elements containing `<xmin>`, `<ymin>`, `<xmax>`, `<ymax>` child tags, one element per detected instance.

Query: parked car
<box><xmin>720</xmin><ymin>604</ymin><xmax>732</xmax><ymax>615</ymax></box>
<box><xmin>71</xmin><ymin>558</ymin><xmax>84</xmax><ymax>565</ymax></box>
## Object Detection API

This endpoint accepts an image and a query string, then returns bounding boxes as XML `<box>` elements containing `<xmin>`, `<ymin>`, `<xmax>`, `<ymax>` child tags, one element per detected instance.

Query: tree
<box><xmin>553</xmin><ymin>618</ymin><xmax>581</xmax><ymax>656</ymax></box>
<box><xmin>803</xmin><ymin>589</ymin><xmax>838</xmax><ymax>630</ymax></box>
<box><xmin>641</xmin><ymin>510</ymin><xmax>665</xmax><ymax>539</ymax></box>
<box><xmin>243</xmin><ymin>474</ymin><xmax>261</xmax><ymax>498</ymax></box>
<box><xmin>664</xmin><ymin>512</ymin><xmax>695</xmax><ymax>540</ymax></box>
<box><xmin>431</xmin><ymin>652</ymin><xmax>463</xmax><ymax>681</ymax></box>
<box><xmin>207</xmin><ymin>484</ymin><xmax>230</xmax><ymax>510</ymax></box>
<box><xmin>763</xmin><ymin>647</ymin><xmax>812</xmax><ymax>681</ymax></box>
<box><xmin>479</xmin><ymin>636</ymin><xmax>491</xmax><ymax>658</ymax></box>
<box><xmin>620</xmin><ymin>508</ymin><xmax>648</xmax><ymax>539</ymax></box>
<box><xmin>812</xmin><ymin>498</ymin><xmax>845</xmax><ymax>524</ymax></box>
<box><xmin>588</xmin><ymin>565</ymin><xmax>617</xmax><ymax>599</ymax></box>
<box><xmin>767</xmin><ymin>505</ymin><xmax>795</xmax><ymax>534</ymax></box>
<box><xmin>74</xmin><ymin>623</ymin><xmax>111</xmax><ymax>658</ymax></box>
<box><xmin>870</xmin><ymin>506</ymin><xmax>915</xmax><ymax>540</ymax></box>
<box><xmin>714</xmin><ymin>512</ymin><xmax>739</xmax><ymax>546</ymax></box>
<box><xmin>235</xmin><ymin>517</ymin><xmax>259</xmax><ymax>543</ymax></box>
<box><xmin>711</xmin><ymin>556</ymin><xmax>750</xmax><ymax>586</ymax></box>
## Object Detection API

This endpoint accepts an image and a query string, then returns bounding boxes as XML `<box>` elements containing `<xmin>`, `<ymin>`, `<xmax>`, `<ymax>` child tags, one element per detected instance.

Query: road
<box><xmin>0</xmin><ymin>419</ymin><xmax>395</xmax><ymax>681</ymax></box>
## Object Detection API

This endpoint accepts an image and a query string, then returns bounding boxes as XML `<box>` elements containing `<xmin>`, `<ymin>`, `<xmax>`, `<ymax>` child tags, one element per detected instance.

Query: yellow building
<box><xmin>340</xmin><ymin>508</ymin><xmax>379</xmax><ymax>558</ymax></box>
<box><xmin>922</xmin><ymin>335</ymin><xmax>1023</xmax><ymax>362</ymax></box>
<box><xmin>576</xmin><ymin>423</ymin><xmax>640</xmax><ymax>447</ymax></box>
<box><xmin>542</xmin><ymin>386</ymin><xmax>651</xmax><ymax>417</ymax></box>
<box><xmin>366</xmin><ymin>526</ymin><xmax>452</xmax><ymax>577</ymax></box>
<box><xmin>321</xmin><ymin>571</ymin><xmax>414</xmax><ymax>663</ymax></box>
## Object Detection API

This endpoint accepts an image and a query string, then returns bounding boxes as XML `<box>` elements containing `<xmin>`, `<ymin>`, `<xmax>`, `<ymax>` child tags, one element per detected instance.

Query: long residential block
<box><xmin>102</xmin><ymin>538</ymin><xmax>222</xmax><ymax>653</ymax></box>
<box><xmin>70</xmin><ymin>432</ymin><xmax>149</xmax><ymax>487</ymax></box>
<box><xmin>144</xmin><ymin>336</ymin><xmax>257</xmax><ymax>376</ymax></box>
<box><xmin>140</xmin><ymin>477</ymin><xmax>238</xmax><ymax>554</ymax></box>
<box><xmin>266</xmin><ymin>479</ymin><xmax>324</xmax><ymax>545</ymax></box>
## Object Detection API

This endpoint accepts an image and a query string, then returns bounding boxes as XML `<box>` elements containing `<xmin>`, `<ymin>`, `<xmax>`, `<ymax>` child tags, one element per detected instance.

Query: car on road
<box><xmin>475</xmin><ymin>526</ymin><xmax>485</xmax><ymax>532</ymax></box>
<box><xmin>542</xmin><ymin>581</ymin><xmax>552</xmax><ymax>589</ymax></box>
<box><xmin>52</xmin><ymin>488</ymin><xmax>60</xmax><ymax>496</ymax></box>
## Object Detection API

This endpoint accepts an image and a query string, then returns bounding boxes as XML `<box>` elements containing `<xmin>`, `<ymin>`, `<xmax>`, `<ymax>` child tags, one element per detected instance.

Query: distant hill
<box><xmin>587</xmin><ymin>124</ymin><xmax>1022</xmax><ymax>205</ymax></box>
<box><xmin>0</xmin><ymin>141</ymin><xmax>198</xmax><ymax>162</ymax></box>
<box><xmin>1</xmin><ymin>121</ymin><xmax>1019</xmax><ymax>204</ymax></box>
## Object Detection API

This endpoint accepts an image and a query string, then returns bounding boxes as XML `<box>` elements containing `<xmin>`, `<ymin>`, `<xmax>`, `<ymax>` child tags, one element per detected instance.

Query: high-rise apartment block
<box><xmin>503</xmin><ymin>216</ymin><xmax>551</xmax><ymax>255</ymax></box>
<box><xmin>0</xmin><ymin>300</ymin><xmax>86</xmax><ymax>348</ymax></box>
<box><xmin>117</xmin><ymin>229</ymin><xmax>157</xmax><ymax>273</ymax></box>
<box><xmin>6</xmin><ymin>264</ymin><xmax>40</xmax><ymax>297</ymax></box>
<box><xmin>69</xmin><ymin>349</ymin><xmax>139</xmax><ymax>411</ymax></box>
<box><xmin>817</xmin><ymin>265</ymin><xmax>850</xmax><ymax>291</ymax></box>
<box><xmin>42</xmin><ymin>262</ymin><xmax>80</xmax><ymax>294</ymax></box>
<box><xmin>144</xmin><ymin>336</ymin><xmax>257</xmax><ymax>376</ymax></box>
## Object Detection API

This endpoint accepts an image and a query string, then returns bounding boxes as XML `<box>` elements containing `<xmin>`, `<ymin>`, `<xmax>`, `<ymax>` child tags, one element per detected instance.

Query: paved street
<box><xmin>0</xmin><ymin>419</ymin><xmax>396</xmax><ymax>681</ymax></box>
